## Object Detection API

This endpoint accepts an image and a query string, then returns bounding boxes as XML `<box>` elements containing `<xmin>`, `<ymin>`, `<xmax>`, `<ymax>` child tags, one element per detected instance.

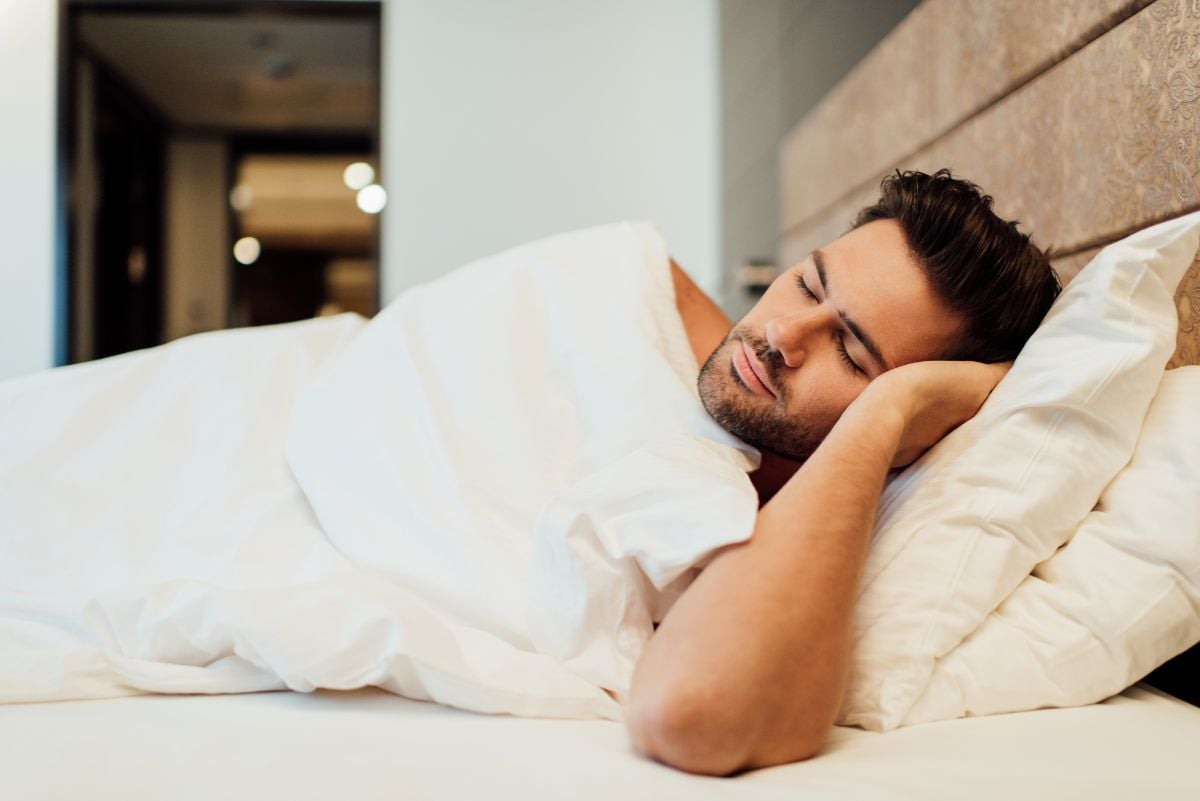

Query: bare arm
<box><xmin>625</xmin><ymin>360</ymin><xmax>1009</xmax><ymax>775</ymax></box>
<box><xmin>668</xmin><ymin>257</ymin><xmax>731</xmax><ymax>369</ymax></box>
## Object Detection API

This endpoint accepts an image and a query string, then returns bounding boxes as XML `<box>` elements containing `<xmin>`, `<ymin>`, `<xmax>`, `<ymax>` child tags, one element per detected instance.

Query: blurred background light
<box><xmin>343</xmin><ymin>161</ymin><xmax>374</xmax><ymax>190</ymax></box>
<box><xmin>229</xmin><ymin>183</ymin><xmax>254</xmax><ymax>212</ymax></box>
<box><xmin>233</xmin><ymin>236</ymin><xmax>262</xmax><ymax>265</ymax></box>
<box><xmin>356</xmin><ymin>184</ymin><xmax>386</xmax><ymax>214</ymax></box>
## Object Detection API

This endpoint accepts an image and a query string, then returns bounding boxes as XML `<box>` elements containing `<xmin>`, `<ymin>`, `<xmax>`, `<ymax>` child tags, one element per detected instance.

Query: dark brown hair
<box><xmin>852</xmin><ymin>168</ymin><xmax>1061</xmax><ymax>363</ymax></box>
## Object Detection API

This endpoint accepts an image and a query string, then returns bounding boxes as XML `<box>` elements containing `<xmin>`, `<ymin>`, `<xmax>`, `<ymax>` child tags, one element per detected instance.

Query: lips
<box><xmin>735</xmin><ymin>340</ymin><xmax>776</xmax><ymax>398</ymax></box>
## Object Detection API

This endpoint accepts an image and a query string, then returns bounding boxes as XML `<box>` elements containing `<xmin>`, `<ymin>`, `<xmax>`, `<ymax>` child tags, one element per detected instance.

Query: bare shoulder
<box><xmin>669</xmin><ymin>258</ymin><xmax>732</xmax><ymax>369</ymax></box>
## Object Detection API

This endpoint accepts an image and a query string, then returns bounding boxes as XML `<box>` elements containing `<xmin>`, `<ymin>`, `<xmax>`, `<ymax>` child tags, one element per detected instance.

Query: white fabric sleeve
<box><xmin>526</xmin><ymin>432</ymin><xmax>758</xmax><ymax>702</ymax></box>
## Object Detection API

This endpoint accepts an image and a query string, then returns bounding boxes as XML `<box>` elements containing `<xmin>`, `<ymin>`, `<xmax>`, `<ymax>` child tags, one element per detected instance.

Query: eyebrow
<box><xmin>812</xmin><ymin>248</ymin><xmax>891</xmax><ymax>373</ymax></box>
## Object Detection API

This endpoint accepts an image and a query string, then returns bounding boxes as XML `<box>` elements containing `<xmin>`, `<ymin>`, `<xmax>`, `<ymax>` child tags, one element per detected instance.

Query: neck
<box><xmin>750</xmin><ymin>449</ymin><xmax>804</xmax><ymax>507</ymax></box>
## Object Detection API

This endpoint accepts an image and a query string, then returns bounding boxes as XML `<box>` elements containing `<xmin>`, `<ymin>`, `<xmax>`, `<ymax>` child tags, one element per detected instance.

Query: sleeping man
<box><xmin>0</xmin><ymin>169</ymin><xmax>1061</xmax><ymax>778</ymax></box>
<box><xmin>625</xmin><ymin>168</ymin><xmax>1059</xmax><ymax>775</ymax></box>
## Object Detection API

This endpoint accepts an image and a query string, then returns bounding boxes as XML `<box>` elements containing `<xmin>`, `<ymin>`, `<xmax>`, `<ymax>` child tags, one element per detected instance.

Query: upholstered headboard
<box><xmin>778</xmin><ymin>0</ymin><xmax>1200</xmax><ymax>704</ymax></box>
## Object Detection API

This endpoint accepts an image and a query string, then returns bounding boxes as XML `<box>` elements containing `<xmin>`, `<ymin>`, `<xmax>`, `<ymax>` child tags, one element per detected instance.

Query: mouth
<box><xmin>733</xmin><ymin>339</ymin><xmax>777</xmax><ymax>398</ymax></box>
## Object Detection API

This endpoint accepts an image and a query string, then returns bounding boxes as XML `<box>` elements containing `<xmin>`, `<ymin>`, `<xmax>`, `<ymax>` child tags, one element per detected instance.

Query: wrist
<box><xmin>823</xmin><ymin>383</ymin><xmax>908</xmax><ymax>465</ymax></box>
<box><xmin>844</xmin><ymin>379</ymin><xmax>910</xmax><ymax>435</ymax></box>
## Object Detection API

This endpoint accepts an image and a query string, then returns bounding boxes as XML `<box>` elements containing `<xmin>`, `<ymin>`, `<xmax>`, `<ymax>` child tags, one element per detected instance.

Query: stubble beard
<box><xmin>696</xmin><ymin>330</ymin><xmax>823</xmax><ymax>463</ymax></box>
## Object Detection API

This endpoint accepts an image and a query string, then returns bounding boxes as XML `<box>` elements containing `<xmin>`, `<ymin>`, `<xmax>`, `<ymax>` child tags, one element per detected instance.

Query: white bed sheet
<box><xmin>2</xmin><ymin>682</ymin><xmax>1197</xmax><ymax>800</ymax></box>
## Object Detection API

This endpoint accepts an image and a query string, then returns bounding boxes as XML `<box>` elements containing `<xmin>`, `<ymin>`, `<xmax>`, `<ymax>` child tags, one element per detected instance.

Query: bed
<box><xmin>1</xmin><ymin>683</ymin><xmax>1197</xmax><ymax>800</ymax></box>
<box><xmin>3</xmin><ymin>1</ymin><xmax>1200</xmax><ymax>797</ymax></box>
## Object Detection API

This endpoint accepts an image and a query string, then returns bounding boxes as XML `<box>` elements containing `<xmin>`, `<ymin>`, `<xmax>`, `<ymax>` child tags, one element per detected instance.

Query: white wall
<box><xmin>0</xmin><ymin>1</ymin><xmax>58</xmax><ymax>380</ymax></box>
<box><xmin>381</xmin><ymin>0</ymin><xmax>720</xmax><ymax>301</ymax></box>
<box><xmin>718</xmin><ymin>0</ymin><xmax>920</xmax><ymax>317</ymax></box>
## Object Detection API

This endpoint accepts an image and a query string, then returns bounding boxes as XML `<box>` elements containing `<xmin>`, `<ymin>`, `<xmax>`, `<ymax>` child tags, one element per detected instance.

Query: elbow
<box><xmin>626</xmin><ymin>691</ymin><xmax>749</xmax><ymax>776</ymax></box>
<box><xmin>625</xmin><ymin>690</ymin><xmax>822</xmax><ymax>777</ymax></box>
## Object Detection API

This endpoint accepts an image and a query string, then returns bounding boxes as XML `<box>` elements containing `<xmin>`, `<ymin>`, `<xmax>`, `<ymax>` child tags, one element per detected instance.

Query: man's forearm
<box><xmin>625</xmin><ymin>392</ymin><xmax>905</xmax><ymax>775</ymax></box>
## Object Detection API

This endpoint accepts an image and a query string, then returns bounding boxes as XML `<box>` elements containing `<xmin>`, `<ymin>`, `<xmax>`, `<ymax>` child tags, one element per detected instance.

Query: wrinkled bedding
<box><xmin>0</xmin><ymin>220</ymin><xmax>762</xmax><ymax>719</ymax></box>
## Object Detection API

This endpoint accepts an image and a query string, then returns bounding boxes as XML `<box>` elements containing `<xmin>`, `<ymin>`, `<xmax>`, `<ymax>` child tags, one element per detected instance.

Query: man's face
<box><xmin>698</xmin><ymin>219</ymin><xmax>965</xmax><ymax>462</ymax></box>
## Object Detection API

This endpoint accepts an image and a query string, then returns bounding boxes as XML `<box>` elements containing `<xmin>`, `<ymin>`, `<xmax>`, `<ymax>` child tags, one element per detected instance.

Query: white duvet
<box><xmin>0</xmin><ymin>220</ymin><xmax>762</xmax><ymax>719</ymax></box>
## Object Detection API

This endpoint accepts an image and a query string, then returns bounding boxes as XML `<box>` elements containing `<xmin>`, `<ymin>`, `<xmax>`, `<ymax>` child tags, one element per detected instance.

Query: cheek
<box><xmin>740</xmin><ymin>286</ymin><xmax>792</xmax><ymax>326</ymax></box>
<box><xmin>783</xmin><ymin>360</ymin><xmax>863</xmax><ymax>421</ymax></box>
<box><xmin>829</xmin><ymin>370</ymin><xmax>870</xmax><ymax>414</ymax></box>
<box><xmin>699</xmin><ymin>341</ymin><xmax>740</xmax><ymax>395</ymax></box>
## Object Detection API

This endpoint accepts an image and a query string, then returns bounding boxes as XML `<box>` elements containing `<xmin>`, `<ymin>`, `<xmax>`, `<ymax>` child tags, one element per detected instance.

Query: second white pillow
<box><xmin>900</xmin><ymin>365</ymin><xmax>1200</xmax><ymax>725</ymax></box>
<box><xmin>836</xmin><ymin>210</ymin><xmax>1200</xmax><ymax>732</ymax></box>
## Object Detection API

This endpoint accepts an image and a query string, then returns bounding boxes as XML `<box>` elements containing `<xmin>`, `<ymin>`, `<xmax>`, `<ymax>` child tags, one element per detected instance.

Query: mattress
<box><xmin>3</xmin><ymin>682</ymin><xmax>1197</xmax><ymax>800</ymax></box>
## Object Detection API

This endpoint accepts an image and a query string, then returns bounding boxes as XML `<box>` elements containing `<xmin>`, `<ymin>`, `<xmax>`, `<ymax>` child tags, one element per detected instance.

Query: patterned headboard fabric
<box><xmin>779</xmin><ymin>0</ymin><xmax>1200</xmax><ymax>366</ymax></box>
<box><xmin>1175</xmin><ymin>256</ymin><xmax>1200</xmax><ymax>367</ymax></box>
<box><xmin>778</xmin><ymin>0</ymin><xmax>1200</xmax><ymax>705</ymax></box>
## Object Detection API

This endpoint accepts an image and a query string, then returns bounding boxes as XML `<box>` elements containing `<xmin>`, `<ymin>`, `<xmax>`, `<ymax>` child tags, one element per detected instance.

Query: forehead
<box><xmin>816</xmin><ymin>220</ymin><xmax>963</xmax><ymax>367</ymax></box>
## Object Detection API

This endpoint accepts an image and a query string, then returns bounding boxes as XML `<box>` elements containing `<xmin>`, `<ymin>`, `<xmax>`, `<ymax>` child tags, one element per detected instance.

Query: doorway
<box><xmin>61</xmin><ymin>0</ymin><xmax>382</xmax><ymax>362</ymax></box>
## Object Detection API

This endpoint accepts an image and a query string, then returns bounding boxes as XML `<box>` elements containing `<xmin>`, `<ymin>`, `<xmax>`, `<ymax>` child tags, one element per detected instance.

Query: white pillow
<box><xmin>900</xmin><ymin>366</ymin><xmax>1200</xmax><ymax>725</ymax></box>
<box><xmin>836</xmin><ymin>210</ymin><xmax>1200</xmax><ymax>732</ymax></box>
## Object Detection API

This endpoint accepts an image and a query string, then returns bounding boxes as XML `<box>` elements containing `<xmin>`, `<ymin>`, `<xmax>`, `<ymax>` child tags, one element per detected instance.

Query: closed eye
<box><xmin>795</xmin><ymin>272</ymin><xmax>817</xmax><ymax>301</ymax></box>
<box><xmin>797</xmin><ymin>271</ymin><xmax>866</xmax><ymax>377</ymax></box>
<box><xmin>835</xmin><ymin>332</ymin><xmax>866</xmax><ymax>377</ymax></box>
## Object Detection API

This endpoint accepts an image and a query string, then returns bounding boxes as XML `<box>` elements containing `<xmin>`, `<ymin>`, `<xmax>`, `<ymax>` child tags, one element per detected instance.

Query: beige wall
<box><xmin>164</xmin><ymin>137</ymin><xmax>230</xmax><ymax>341</ymax></box>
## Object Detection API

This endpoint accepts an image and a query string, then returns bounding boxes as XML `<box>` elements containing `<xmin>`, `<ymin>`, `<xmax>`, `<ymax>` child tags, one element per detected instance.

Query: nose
<box><xmin>764</xmin><ymin>307</ymin><xmax>832</xmax><ymax>368</ymax></box>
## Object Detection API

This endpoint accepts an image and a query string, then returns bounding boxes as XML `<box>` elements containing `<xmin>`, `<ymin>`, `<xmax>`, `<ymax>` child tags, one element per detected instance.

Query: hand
<box><xmin>855</xmin><ymin>360</ymin><xmax>1011</xmax><ymax>469</ymax></box>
